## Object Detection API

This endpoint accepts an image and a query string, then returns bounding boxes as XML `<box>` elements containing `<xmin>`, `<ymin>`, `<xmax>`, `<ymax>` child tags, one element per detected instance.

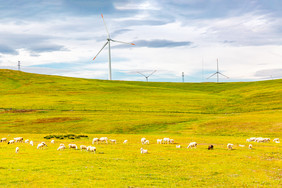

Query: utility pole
<box><xmin>182</xmin><ymin>72</ymin><xmax>184</xmax><ymax>82</ymax></box>
<box><xmin>18</xmin><ymin>61</ymin><xmax>21</xmax><ymax>71</ymax></box>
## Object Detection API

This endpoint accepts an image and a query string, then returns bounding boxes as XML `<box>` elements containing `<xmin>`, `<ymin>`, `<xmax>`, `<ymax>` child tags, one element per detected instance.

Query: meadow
<box><xmin>0</xmin><ymin>69</ymin><xmax>281</xmax><ymax>187</ymax></box>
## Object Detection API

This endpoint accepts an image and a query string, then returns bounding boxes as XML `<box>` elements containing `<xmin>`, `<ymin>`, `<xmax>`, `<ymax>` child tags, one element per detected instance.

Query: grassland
<box><xmin>0</xmin><ymin>69</ymin><xmax>281</xmax><ymax>187</ymax></box>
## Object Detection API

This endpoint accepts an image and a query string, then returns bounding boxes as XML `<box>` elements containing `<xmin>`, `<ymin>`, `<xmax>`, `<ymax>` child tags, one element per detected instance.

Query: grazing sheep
<box><xmin>275</xmin><ymin>140</ymin><xmax>280</xmax><ymax>143</ymax></box>
<box><xmin>227</xmin><ymin>143</ymin><xmax>233</xmax><ymax>150</ymax></box>
<box><xmin>157</xmin><ymin>139</ymin><xmax>162</xmax><ymax>144</ymax></box>
<box><xmin>141</xmin><ymin>138</ymin><xmax>146</xmax><ymax>144</ymax></box>
<box><xmin>273</xmin><ymin>138</ymin><xmax>279</xmax><ymax>142</ymax></box>
<box><xmin>99</xmin><ymin>137</ymin><xmax>108</xmax><ymax>144</ymax></box>
<box><xmin>249</xmin><ymin>137</ymin><xmax>256</xmax><ymax>141</ymax></box>
<box><xmin>187</xmin><ymin>142</ymin><xmax>197</xmax><ymax>149</ymax></box>
<box><xmin>87</xmin><ymin>146</ymin><xmax>96</xmax><ymax>153</ymax></box>
<box><xmin>249</xmin><ymin>144</ymin><xmax>253</xmax><ymax>149</ymax></box>
<box><xmin>208</xmin><ymin>145</ymin><xmax>214</xmax><ymax>150</ymax></box>
<box><xmin>69</xmin><ymin>144</ymin><xmax>78</xmax><ymax>149</ymax></box>
<box><xmin>163</xmin><ymin>138</ymin><xmax>170</xmax><ymax>144</ymax></box>
<box><xmin>8</xmin><ymin>140</ymin><xmax>15</xmax><ymax>144</ymax></box>
<box><xmin>37</xmin><ymin>142</ymin><xmax>48</xmax><ymax>149</ymax></box>
<box><xmin>14</xmin><ymin>137</ymin><xmax>23</xmax><ymax>143</ymax></box>
<box><xmin>246</xmin><ymin>139</ymin><xmax>251</xmax><ymax>142</ymax></box>
<box><xmin>123</xmin><ymin>140</ymin><xmax>128</xmax><ymax>144</ymax></box>
<box><xmin>144</xmin><ymin>140</ymin><xmax>149</xmax><ymax>145</ymax></box>
<box><xmin>30</xmin><ymin>141</ymin><xmax>33</xmax><ymax>146</ymax></box>
<box><xmin>1</xmin><ymin>138</ymin><xmax>7</xmax><ymax>142</ymax></box>
<box><xmin>169</xmin><ymin>139</ymin><xmax>174</xmax><ymax>144</ymax></box>
<box><xmin>24</xmin><ymin>139</ymin><xmax>29</xmax><ymax>143</ymax></box>
<box><xmin>110</xmin><ymin>139</ymin><xmax>116</xmax><ymax>144</ymax></box>
<box><xmin>51</xmin><ymin>140</ymin><xmax>55</xmax><ymax>144</ymax></box>
<box><xmin>92</xmin><ymin>138</ymin><xmax>99</xmax><ymax>144</ymax></box>
<box><xmin>264</xmin><ymin>138</ymin><xmax>270</xmax><ymax>142</ymax></box>
<box><xmin>239</xmin><ymin>145</ymin><xmax>245</xmax><ymax>147</ymax></box>
<box><xmin>57</xmin><ymin>145</ymin><xmax>66</xmax><ymax>150</ymax></box>
<box><xmin>176</xmin><ymin>145</ymin><xmax>181</xmax><ymax>148</ymax></box>
<box><xmin>140</xmin><ymin>148</ymin><xmax>148</xmax><ymax>154</ymax></box>
<box><xmin>15</xmin><ymin>147</ymin><xmax>19</xmax><ymax>153</ymax></box>
<box><xmin>80</xmin><ymin>145</ymin><xmax>87</xmax><ymax>150</ymax></box>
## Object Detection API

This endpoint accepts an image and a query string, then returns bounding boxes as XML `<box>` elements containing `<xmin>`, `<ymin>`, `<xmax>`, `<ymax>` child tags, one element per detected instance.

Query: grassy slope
<box><xmin>0</xmin><ymin>69</ymin><xmax>281</xmax><ymax>187</ymax></box>
<box><xmin>0</xmin><ymin>69</ymin><xmax>281</xmax><ymax>136</ymax></box>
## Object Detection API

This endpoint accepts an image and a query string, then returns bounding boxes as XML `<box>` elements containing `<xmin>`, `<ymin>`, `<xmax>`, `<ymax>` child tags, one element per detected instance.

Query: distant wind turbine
<box><xmin>92</xmin><ymin>14</ymin><xmax>135</xmax><ymax>80</ymax></box>
<box><xmin>207</xmin><ymin>59</ymin><xmax>229</xmax><ymax>83</ymax></box>
<box><xmin>137</xmin><ymin>70</ymin><xmax>157</xmax><ymax>82</ymax></box>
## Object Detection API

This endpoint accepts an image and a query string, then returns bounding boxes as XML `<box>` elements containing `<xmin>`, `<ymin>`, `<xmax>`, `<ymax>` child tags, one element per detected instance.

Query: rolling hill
<box><xmin>0</xmin><ymin>69</ymin><xmax>281</xmax><ymax>136</ymax></box>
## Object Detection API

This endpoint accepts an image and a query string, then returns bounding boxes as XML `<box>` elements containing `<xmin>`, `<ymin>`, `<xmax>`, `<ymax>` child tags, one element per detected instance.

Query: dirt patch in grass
<box><xmin>33</xmin><ymin>117</ymin><xmax>82</xmax><ymax>124</ymax></box>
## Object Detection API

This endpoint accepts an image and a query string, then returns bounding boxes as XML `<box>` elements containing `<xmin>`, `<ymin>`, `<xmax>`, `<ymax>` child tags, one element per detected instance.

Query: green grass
<box><xmin>0</xmin><ymin>69</ymin><xmax>281</xmax><ymax>187</ymax></box>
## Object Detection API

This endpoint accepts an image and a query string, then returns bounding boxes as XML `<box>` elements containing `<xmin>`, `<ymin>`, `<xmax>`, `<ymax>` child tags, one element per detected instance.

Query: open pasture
<box><xmin>0</xmin><ymin>70</ymin><xmax>281</xmax><ymax>187</ymax></box>
<box><xmin>0</xmin><ymin>134</ymin><xmax>281</xmax><ymax>187</ymax></box>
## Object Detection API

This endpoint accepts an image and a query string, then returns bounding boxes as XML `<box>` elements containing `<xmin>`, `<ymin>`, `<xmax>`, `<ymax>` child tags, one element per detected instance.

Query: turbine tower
<box><xmin>93</xmin><ymin>14</ymin><xmax>135</xmax><ymax>80</ymax></box>
<box><xmin>137</xmin><ymin>70</ymin><xmax>157</xmax><ymax>82</ymax></box>
<box><xmin>207</xmin><ymin>59</ymin><xmax>229</xmax><ymax>83</ymax></box>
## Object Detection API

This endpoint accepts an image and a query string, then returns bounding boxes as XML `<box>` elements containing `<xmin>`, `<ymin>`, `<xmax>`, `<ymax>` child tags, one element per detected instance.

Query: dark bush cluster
<box><xmin>44</xmin><ymin>134</ymin><xmax>88</xmax><ymax>140</ymax></box>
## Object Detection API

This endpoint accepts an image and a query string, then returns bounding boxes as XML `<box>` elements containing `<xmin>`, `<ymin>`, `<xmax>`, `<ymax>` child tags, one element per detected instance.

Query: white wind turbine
<box><xmin>207</xmin><ymin>58</ymin><xmax>229</xmax><ymax>83</ymax></box>
<box><xmin>137</xmin><ymin>70</ymin><xmax>157</xmax><ymax>82</ymax></box>
<box><xmin>93</xmin><ymin>14</ymin><xmax>135</xmax><ymax>80</ymax></box>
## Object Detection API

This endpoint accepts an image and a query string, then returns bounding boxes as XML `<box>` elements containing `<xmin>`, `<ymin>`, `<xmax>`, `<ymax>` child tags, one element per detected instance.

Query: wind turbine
<box><xmin>137</xmin><ymin>70</ymin><xmax>157</xmax><ymax>82</ymax></box>
<box><xmin>93</xmin><ymin>14</ymin><xmax>135</xmax><ymax>80</ymax></box>
<box><xmin>207</xmin><ymin>59</ymin><xmax>229</xmax><ymax>83</ymax></box>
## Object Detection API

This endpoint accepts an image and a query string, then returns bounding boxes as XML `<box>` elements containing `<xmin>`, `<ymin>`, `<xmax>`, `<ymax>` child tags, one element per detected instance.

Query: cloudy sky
<box><xmin>0</xmin><ymin>0</ymin><xmax>282</xmax><ymax>82</ymax></box>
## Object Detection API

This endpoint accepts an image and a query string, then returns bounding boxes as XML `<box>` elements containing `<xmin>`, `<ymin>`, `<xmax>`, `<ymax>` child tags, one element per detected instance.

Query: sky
<box><xmin>0</xmin><ymin>0</ymin><xmax>282</xmax><ymax>82</ymax></box>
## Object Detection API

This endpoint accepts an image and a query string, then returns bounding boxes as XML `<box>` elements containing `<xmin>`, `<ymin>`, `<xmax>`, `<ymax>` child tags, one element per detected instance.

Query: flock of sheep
<box><xmin>0</xmin><ymin>136</ymin><xmax>280</xmax><ymax>154</ymax></box>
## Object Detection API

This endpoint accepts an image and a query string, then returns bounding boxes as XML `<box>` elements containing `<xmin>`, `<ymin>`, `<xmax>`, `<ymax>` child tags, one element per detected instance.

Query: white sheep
<box><xmin>249</xmin><ymin>144</ymin><xmax>253</xmax><ymax>149</ymax></box>
<box><xmin>275</xmin><ymin>140</ymin><xmax>280</xmax><ymax>143</ymax></box>
<box><xmin>24</xmin><ymin>139</ymin><xmax>29</xmax><ymax>143</ymax></box>
<box><xmin>110</xmin><ymin>139</ymin><xmax>116</xmax><ymax>144</ymax></box>
<box><xmin>51</xmin><ymin>140</ymin><xmax>55</xmax><ymax>144</ymax></box>
<box><xmin>163</xmin><ymin>138</ymin><xmax>170</xmax><ymax>144</ymax></box>
<box><xmin>14</xmin><ymin>137</ymin><xmax>23</xmax><ymax>143</ymax></box>
<box><xmin>87</xmin><ymin>146</ymin><xmax>96</xmax><ymax>153</ymax></box>
<box><xmin>1</xmin><ymin>138</ymin><xmax>7</xmax><ymax>142</ymax></box>
<box><xmin>69</xmin><ymin>144</ymin><xmax>78</xmax><ymax>149</ymax></box>
<box><xmin>37</xmin><ymin>142</ymin><xmax>48</xmax><ymax>149</ymax></box>
<box><xmin>227</xmin><ymin>143</ymin><xmax>233</xmax><ymax>150</ymax></box>
<box><xmin>60</xmin><ymin>143</ymin><xmax>65</xmax><ymax>147</ymax></box>
<box><xmin>92</xmin><ymin>138</ymin><xmax>99</xmax><ymax>144</ymax></box>
<box><xmin>99</xmin><ymin>137</ymin><xmax>108</xmax><ymax>144</ymax></box>
<box><xmin>140</xmin><ymin>148</ymin><xmax>148</xmax><ymax>154</ymax></box>
<box><xmin>141</xmin><ymin>138</ymin><xmax>146</xmax><ymax>144</ymax></box>
<box><xmin>273</xmin><ymin>138</ymin><xmax>279</xmax><ymax>142</ymax></box>
<box><xmin>239</xmin><ymin>145</ymin><xmax>245</xmax><ymax>147</ymax></box>
<box><xmin>144</xmin><ymin>140</ymin><xmax>149</xmax><ymax>145</ymax></box>
<box><xmin>123</xmin><ymin>140</ymin><xmax>128</xmax><ymax>144</ymax></box>
<box><xmin>8</xmin><ymin>140</ymin><xmax>15</xmax><ymax>144</ymax></box>
<box><xmin>80</xmin><ymin>145</ymin><xmax>87</xmax><ymax>150</ymax></box>
<box><xmin>246</xmin><ymin>139</ymin><xmax>251</xmax><ymax>142</ymax></box>
<box><xmin>30</xmin><ymin>141</ymin><xmax>33</xmax><ymax>146</ymax></box>
<box><xmin>169</xmin><ymin>139</ymin><xmax>174</xmax><ymax>144</ymax></box>
<box><xmin>15</xmin><ymin>147</ymin><xmax>19</xmax><ymax>153</ymax></box>
<box><xmin>157</xmin><ymin>139</ymin><xmax>162</xmax><ymax>144</ymax></box>
<box><xmin>187</xmin><ymin>142</ymin><xmax>197</xmax><ymax>149</ymax></box>
<box><xmin>57</xmin><ymin>145</ymin><xmax>66</xmax><ymax>150</ymax></box>
<box><xmin>249</xmin><ymin>137</ymin><xmax>256</xmax><ymax>141</ymax></box>
<box><xmin>176</xmin><ymin>145</ymin><xmax>181</xmax><ymax>148</ymax></box>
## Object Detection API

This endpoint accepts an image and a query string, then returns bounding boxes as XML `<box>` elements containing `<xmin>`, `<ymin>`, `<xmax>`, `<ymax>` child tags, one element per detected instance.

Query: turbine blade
<box><xmin>93</xmin><ymin>41</ymin><xmax>108</xmax><ymax>60</ymax></box>
<box><xmin>148</xmin><ymin>70</ymin><xmax>157</xmax><ymax>77</ymax></box>
<box><xmin>111</xmin><ymin>39</ymin><xmax>135</xmax><ymax>45</ymax></box>
<box><xmin>207</xmin><ymin>72</ymin><xmax>217</xmax><ymax>79</ymax></box>
<box><xmin>137</xmin><ymin>72</ymin><xmax>147</xmax><ymax>77</ymax></box>
<box><xmin>218</xmin><ymin>72</ymin><xmax>229</xmax><ymax>78</ymax></box>
<box><xmin>101</xmin><ymin>14</ymin><xmax>110</xmax><ymax>38</ymax></box>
